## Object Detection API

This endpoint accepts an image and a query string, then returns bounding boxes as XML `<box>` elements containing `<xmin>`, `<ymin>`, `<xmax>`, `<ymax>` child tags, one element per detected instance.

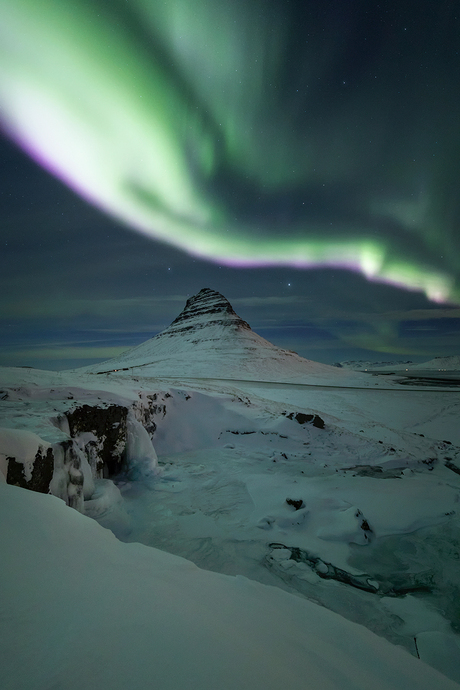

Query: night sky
<box><xmin>1</xmin><ymin>0</ymin><xmax>460</xmax><ymax>370</ymax></box>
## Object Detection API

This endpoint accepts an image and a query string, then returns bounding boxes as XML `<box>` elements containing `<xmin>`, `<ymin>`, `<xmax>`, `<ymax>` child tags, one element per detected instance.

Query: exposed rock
<box><xmin>66</xmin><ymin>404</ymin><xmax>128</xmax><ymax>476</ymax></box>
<box><xmin>445</xmin><ymin>459</ymin><xmax>460</xmax><ymax>476</ymax></box>
<box><xmin>283</xmin><ymin>411</ymin><xmax>325</xmax><ymax>429</ymax></box>
<box><xmin>286</xmin><ymin>498</ymin><xmax>305</xmax><ymax>510</ymax></box>
<box><xmin>355</xmin><ymin>509</ymin><xmax>373</xmax><ymax>535</ymax></box>
<box><xmin>1</xmin><ymin>393</ymin><xmax>169</xmax><ymax>510</ymax></box>
<box><xmin>164</xmin><ymin>287</ymin><xmax>252</xmax><ymax>336</ymax></box>
<box><xmin>6</xmin><ymin>445</ymin><xmax>54</xmax><ymax>493</ymax></box>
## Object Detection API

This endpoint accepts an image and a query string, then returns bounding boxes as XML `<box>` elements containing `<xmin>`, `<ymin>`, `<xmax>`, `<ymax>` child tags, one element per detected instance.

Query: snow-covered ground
<box><xmin>1</xmin><ymin>366</ymin><xmax>460</xmax><ymax>685</ymax></box>
<box><xmin>1</xmin><ymin>290</ymin><xmax>460</xmax><ymax>687</ymax></box>
<box><xmin>3</xmin><ymin>480</ymin><xmax>460</xmax><ymax>690</ymax></box>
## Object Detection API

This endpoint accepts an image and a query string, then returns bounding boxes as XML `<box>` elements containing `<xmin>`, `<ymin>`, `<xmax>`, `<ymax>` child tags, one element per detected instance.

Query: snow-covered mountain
<box><xmin>81</xmin><ymin>288</ymin><xmax>362</xmax><ymax>384</ymax></box>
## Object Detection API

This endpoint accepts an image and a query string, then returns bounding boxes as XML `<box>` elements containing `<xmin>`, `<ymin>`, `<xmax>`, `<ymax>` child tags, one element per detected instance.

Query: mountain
<box><xmin>81</xmin><ymin>288</ymin><xmax>363</xmax><ymax>384</ymax></box>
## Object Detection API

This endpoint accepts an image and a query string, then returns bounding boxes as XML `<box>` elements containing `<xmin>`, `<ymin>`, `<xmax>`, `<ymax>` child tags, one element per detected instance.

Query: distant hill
<box><xmin>344</xmin><ymin>356</ymin><xmax>460</xmax><ymax>372</ymax></box>
<box><xmin>408</xmin><ymin>355</ymin><xmax>460</xmax><ymax>371</ymax></box>
<box><xmin>334</xmin><ymin>360</ymin><xmax>413</xmax><ymax>371</ymax></box>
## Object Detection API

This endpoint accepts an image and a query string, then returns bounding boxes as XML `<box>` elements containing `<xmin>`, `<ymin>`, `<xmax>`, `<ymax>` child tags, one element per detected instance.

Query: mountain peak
<box><xmin>82</xmin><ymin>288</ymin><xmax>351</xmax><ymax>384</ymax></box>
<box><xmin>164</xmin><ymin>288</ymin><xmax>251</xmax><ymax>335</ymax></box>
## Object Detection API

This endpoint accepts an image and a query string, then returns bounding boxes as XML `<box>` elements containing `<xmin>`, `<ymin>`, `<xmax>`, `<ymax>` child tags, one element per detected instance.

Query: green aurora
<box><xmin>0</xmin><ymin>0</ymin><xmax>459</xmax><ymax>303</ymax></box>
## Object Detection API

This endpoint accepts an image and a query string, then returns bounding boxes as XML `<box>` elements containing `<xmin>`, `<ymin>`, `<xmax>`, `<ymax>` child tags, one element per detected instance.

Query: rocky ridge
<box><xmin>162</xmin><ymin>287</ymin><xmax>252</xmax><ymax>335</ymax></box>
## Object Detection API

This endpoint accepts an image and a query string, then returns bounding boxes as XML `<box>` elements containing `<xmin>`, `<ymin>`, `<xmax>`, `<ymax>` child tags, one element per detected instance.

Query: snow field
<box><xmin>1</xmin><ymin>481</ymin><xmax>460</xmax><ymax>690</ymax></box>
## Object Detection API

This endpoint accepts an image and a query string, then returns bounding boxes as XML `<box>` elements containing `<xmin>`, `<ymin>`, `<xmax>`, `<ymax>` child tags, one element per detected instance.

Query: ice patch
<box><xmin>125</xmin><ymin>411</ymin><xmax>159</xmax><ymax>478</ymax></box>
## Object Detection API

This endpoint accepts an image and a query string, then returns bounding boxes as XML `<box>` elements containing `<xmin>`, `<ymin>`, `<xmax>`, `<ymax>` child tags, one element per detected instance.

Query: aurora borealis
<box><xmin>1</xmin><ymin>0</ymin><xmax>460</xmax><ymax>368</ymax></box>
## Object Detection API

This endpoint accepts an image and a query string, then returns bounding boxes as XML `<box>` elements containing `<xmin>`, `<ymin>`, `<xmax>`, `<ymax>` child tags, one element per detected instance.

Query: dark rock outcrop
<box><xmin>163</xmin><ymin>288</ymin><xmax>251</xmax><ymax>336</ymax></box>
<box><xmin>6</xmin><ymin>446</ymin><xmax>54</xmax><ymax>493</ymax></box>
<box><xmin>445</xmin><ymin>459</ymin><xmax>460</xmax><ymax>476</ymax></box>
<box><xmin>66</xmin><ymin>404</ymin><xmax>128</xmax><ymax>476</ymax></box>
<box><xmin>283</xmin><ymin>411</ymin><xmax>325</xmax><ymax>429</ymax></box>
<box><xmin>286</xmin><ymin>498</ymin><xmax>305</xmax><ymax>510</ymax></box>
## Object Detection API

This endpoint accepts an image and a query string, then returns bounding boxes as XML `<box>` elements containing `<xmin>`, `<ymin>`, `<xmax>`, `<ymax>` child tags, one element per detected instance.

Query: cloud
<box><xmin>0</xmin><ymin>296</ymin><xmax>188</xmax><ymax>320</ymax></box>
<box><xmin>0</xmin><ymin>345</ymin><xmax>129</xmax><ymax>366</ymax></box>
<box><xmin>381</xmin><ymin>308</ymin><xmax>460</xmax><ymax>322</ymax></box>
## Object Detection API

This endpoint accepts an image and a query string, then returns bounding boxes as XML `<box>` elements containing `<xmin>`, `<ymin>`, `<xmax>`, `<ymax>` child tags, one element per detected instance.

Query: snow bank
<box><xmin>1</xmin><ymin>482</ymin><xmax>459</xmax><ymax>690</ymax></box>
<box><xmin>149</xmin><ymin>388</ymin><xmax>255</xmax><ymax>454</ymax></box>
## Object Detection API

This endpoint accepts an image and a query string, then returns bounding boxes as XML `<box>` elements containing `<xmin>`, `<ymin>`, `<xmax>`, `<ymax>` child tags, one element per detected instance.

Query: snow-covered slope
<box><xmin>2</xmin><ymin>481</ymin><xmax>459</xmax><ymax>690</ymax></box>
<box><xmin>336</xmin><ymin>360</ymin><xmax>413</xmax><ymax>371</ymax></box>
<box><xmin>409</xmin><ymin>356</ymin><xmax>460</xmax><ymax>371</ymax></box>
<box><xmin>80</xmin><ymin>288</ymin><xmax>367</xmax><ymax>384</ymax></box>
<box><xmin>359</xmin><ymin>355</ymin><xmax>460</xmax><ymax>373</ymax></box>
